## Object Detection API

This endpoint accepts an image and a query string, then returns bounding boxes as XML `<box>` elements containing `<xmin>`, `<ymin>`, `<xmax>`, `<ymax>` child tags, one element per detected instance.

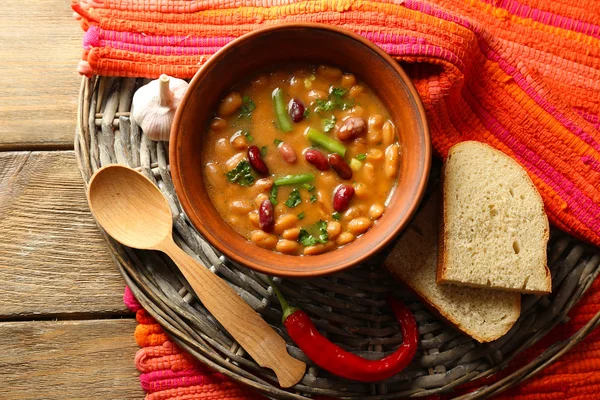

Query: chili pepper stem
<box><xmin>266</xmin><ymin>277</ymin><xmax>299</xmax><ymax>323</ymax></box>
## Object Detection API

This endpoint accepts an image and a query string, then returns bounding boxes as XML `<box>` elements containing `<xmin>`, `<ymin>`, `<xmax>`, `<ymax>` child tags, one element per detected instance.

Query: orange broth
<box><xmin>202</xmin><ymin>64</ymin><xmax>400</xmax><ymax>255</ymax></box>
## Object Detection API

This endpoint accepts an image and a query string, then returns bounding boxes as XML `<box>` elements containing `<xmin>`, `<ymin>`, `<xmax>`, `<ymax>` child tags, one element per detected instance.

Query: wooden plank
<box><xmin>0</xmin><ymin>319</ymin><xmax>144</xmax><ymax>399</ymax></box>
<box><xmin>0</xmin><ymin>0</ymin><xmax>82</xmax><ymax>150</ymax></box>
<box><xmin>0</xmin><ymin>151</ymin><xmax>130</xmax><ymax>318</ymax></box>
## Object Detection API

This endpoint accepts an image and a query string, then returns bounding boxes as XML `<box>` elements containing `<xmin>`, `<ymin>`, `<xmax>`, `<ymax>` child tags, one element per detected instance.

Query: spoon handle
<box><xmin>157</xmin><ymin>238</ymin><xmax>306</xmax><ymax>388</ymax></box>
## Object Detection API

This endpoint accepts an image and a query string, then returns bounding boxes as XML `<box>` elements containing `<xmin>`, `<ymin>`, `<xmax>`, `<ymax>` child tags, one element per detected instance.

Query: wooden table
<box><xmin>0</xmin><ymin>1</ymin><xmax>143</xmax><ymax>398</ymax></box>
<box><xmin>4</xmin><ymin>2</ymin><xmax>600</xmax><ymax>400</ymax></box>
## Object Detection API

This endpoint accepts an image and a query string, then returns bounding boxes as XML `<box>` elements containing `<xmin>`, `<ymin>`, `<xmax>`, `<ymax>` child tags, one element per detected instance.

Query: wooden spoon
<box><xmin>87</xmin><ymin>165</ymin><xmax>306</xmax><ymax>388</ymax></box>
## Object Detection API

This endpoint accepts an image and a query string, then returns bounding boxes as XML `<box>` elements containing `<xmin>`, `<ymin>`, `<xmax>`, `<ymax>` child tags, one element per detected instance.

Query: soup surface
<box><xmin>203</xmin><ymin>64</ymin><xmax>400</xmax><ymax>255</ymax></box>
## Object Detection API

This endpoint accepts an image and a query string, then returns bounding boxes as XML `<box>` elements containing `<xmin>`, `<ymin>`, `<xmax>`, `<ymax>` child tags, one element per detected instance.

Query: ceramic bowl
<box><xmin>170</xmin><ymin>23</ymin><xmax>430</xmax><ymax>277</ymax></box>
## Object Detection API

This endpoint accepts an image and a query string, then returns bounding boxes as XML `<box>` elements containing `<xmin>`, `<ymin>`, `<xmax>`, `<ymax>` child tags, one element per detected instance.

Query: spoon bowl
<box><xmin>88</xmin><ymin>165</ymin><xmax>172</xmax><ymax>249</ymax></box>
<box><xmin>86</xmin><ymin>165</ymin><xmax>306</xmax><ymax>388</ymax></box>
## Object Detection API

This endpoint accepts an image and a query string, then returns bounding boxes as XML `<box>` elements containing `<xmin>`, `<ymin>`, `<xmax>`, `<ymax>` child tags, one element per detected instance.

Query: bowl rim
<box><xmin>170</xmin><ymin>22</ymin><xmax>431</xmax><ymax>277</ymax></box>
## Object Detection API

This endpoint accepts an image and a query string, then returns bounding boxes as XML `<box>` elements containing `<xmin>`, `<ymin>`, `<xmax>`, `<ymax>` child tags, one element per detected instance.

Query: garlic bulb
<box><xmin>132</xmin><ymin>74</ymin><xmax>189</xmax><ymax>141</ymax></box>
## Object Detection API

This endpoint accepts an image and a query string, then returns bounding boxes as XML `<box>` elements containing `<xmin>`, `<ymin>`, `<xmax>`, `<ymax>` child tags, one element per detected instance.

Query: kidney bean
<box><xmin>259</xmin><ymin>199</ymin><xmax>275</xmax><ymax>232</ymax></box>
<box><xmin>288</xmin><ymin>99</ymin><xmax>305</xmax><ymax>123</ymax></box>
<box><xmin>278</xmin><ymin>143</ymin><xmax>297</xmax><ymax>163</ymax></box>
<box><xmin>304</xmin><ymin>149</ymin><xmax>329</xmax><ymax>171</ymax></box>
<box><xmin>247</xmin><ymin>145</ymin><xmax>269</xmax><ymax>175</ymax></box>
<box><xmin>337</xmin><ymin>117</ymin><xmax>366</xmax><ymax>141</ymax></box>
<box><xmin>328</xmin><ymin>154</ymin><xmax>353</xmax><ymax>179</ymax></box>
<box><xmin>333</xmin><ymin>185</ymin><xmax>355</xmax><ymax>212</ymax></box>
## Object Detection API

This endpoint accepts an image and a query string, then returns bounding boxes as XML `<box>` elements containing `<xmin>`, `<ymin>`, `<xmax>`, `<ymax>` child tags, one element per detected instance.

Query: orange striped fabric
<box><xmin>72</xmin><ymin>0</ymin><xmax>600</xmax><ymax>248</ymax></box>
<box><xmin>125</xmin><ymin>277</ymin><xmax>600</xmax><ymax>399</ymax></box>
<box><xmin>85</xmin><ymin>0</ymin><xmax>600</xmax><ymax>398</ymax></box>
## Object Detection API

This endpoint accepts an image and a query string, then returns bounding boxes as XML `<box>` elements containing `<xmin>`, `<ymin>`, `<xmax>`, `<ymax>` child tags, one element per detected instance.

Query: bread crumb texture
<box><xmin>385</xmin><ymin>192</ymin><xmax>520</xmax><ymax>343</ymax></box>
<box><xmin>441</xmin><ymin>141</ymin><xmax>551</xmax><ymax>294</ymax></box>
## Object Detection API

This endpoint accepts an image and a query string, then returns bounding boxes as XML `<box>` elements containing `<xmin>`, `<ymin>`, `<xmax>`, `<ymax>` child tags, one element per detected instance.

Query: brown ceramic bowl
<box><xmin>170</xmin><ymin>23</ymin><xmax>430</xmax><ymax>278</ymax></box>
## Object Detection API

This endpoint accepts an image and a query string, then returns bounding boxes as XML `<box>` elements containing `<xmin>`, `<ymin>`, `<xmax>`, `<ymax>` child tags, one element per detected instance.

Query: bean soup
<box><xmin>203</xmin><ymin>64</ymin><xmax>400</xmax><ymax>256</ymax></box>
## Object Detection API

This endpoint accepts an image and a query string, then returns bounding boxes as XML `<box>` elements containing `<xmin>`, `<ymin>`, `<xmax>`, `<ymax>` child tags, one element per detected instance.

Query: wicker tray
<box><xmin>75</xmin><ymin>76</ymin><xmax>600</xmax><ymax>399</ymax></box>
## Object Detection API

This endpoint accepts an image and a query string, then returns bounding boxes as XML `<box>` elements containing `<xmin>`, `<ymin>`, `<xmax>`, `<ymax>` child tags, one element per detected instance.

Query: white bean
<box><xmin>382</xmin><ymin>121</ymin><xmax>396</xmax><ymax>146</ymax></box>
<box><xmin>347</xmin><ymin>217</ymin><xmax>372</xmax><ymax>235</ymax></box>
<box><xmin>385</xmin><ymin>144</ymin><xmax>399</xmax><ymax>178</ymax></box>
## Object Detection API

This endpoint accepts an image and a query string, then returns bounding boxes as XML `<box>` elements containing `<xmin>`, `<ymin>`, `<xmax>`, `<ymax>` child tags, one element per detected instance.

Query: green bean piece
<box><xmin>274</xmin><ymin>174</ymin><xmax>315</xmax><ymax>186</ymax></box>
<box><xmin>306</xmin><ymin>128</ymin><xmax>346</xmax><ymax>156</ymax></box>
<box><xmin>272</xmin><ymin>88</ymin><xmax>293</xmax><ymax>133</ymax></box>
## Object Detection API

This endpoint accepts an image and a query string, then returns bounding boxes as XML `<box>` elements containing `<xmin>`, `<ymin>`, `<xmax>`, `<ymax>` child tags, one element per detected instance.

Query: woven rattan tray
<box><xmin>75</xmin><ymin>76</ymin><xmax>600</xmax><ymax>399</ymax></box>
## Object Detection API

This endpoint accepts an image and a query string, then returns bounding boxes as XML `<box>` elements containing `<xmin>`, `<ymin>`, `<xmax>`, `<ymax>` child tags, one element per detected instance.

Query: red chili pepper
<box><xmin>269</xmin><ymin>279</ymin><xmax>418</xmax><ymax>382</ymax></box>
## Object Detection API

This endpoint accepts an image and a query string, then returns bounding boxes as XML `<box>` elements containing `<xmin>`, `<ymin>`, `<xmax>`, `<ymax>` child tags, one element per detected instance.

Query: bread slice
<box><xmin>384</xmin><ymin>191</ymin><xmax>521</xmax><ymax>343</ymax></box>
<box><xmin>437</xmin><ymin>141</ymin><xmax>551</xmax><ymax>294</ymax></box>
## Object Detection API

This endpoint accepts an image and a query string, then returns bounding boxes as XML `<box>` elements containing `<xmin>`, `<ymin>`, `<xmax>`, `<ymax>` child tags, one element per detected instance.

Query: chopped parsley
<box><xmin>284</xmin><ymin>188</ymin><xmax>302</xmax><ymax>208</ymax></box>
<box><xmin>298</xmin><ymin>229</ymin><xmax>318</xmax><ymax>246</ymax></box>
<box><xmin>260</xmin><ymin>145</ymin><xmax>268</xmax><ymax>157</ymax></box>
<box><xmin>242</xmin><ymin>130</ymin><xmax>254</xmax><ymax>143</ymax></box>
<box><xmin>355</xmin><ymin>153</ymin><xmax>367</xmax><ymax>161</ymax></box>
<box><xmin>269</xmin><ymin>185</ymin><xmax>278</xmax><ymax>205</ymax></box>
<box><xmin>298</xmin><ymin>220</ymin><xmax>329</xmax><ymax>246</ymax></box>
<box><xmin>239</xmin><ymin>96</ymin><xmax>256</xmax><ymax>117</ymax></box>
<box><xmin>303</xmin><ymin>108</ymin><xmax>310</xmax><ymax>118</ymax></box>
<box><xmin>331</xmin><ymin>87</ymin><xmax>347</xmax><ymax>97</ymax></box>
<box><xmin>332</xmin><ymin>212</ymin><xmax>341</xmax><ymax>221</ymax></box>
<box><xmin>225</xmin><ymin>160</ymin><xmax>255</xmax><ymax>186</ymax></box>
<box><xmin>274</xmin><ymin>139</ymin><xmax>283</xmax><ymax>146</ymax></box>
<box><xmin>309</xmin><ymin>194</ymin><xmax>317</xmax><ymax>203</ymax></box>
<box><xmin>314</xmin><ymin>87</ymin><xmax>354</xmax><ymax>113</ymax></box>
<box><xmin>316</xmin><ymin>220</ymin><xmax>328</xmax><ymax>242</ymax></box>
<box><xmin>322</xmin><ymin>116</ymin><xmax>336</xmax><ymax>133</ymax></box>
<box><xmin>314</xmin><ymin>99</ymin><xmax>335</xmax><ymax>112</ymax></box>
<box><xmin>297</xmin><ymin>211</ymin><xmax>305</xmax><ymax>220</ymax></box>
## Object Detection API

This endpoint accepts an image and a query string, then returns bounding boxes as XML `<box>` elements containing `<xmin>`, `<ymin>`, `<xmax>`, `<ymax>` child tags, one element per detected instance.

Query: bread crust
<box><xmin>436</xmin><ymin>159</ymin><xmax>448</xmax><ymax>284</ymax></box>
<box><xmin>385</xmin><ymin>259</ymin><xmax>521</xmax><ymax>343</ymax></box>
<box><xmin>437</xmin><ymin>141</ymin><xmax>552</xmax><ymax>294</ymax></box>
<box><xmin>387</xmin><ymin>187</ymin><xmax>521</xmax><ymax>343</ymax></box>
